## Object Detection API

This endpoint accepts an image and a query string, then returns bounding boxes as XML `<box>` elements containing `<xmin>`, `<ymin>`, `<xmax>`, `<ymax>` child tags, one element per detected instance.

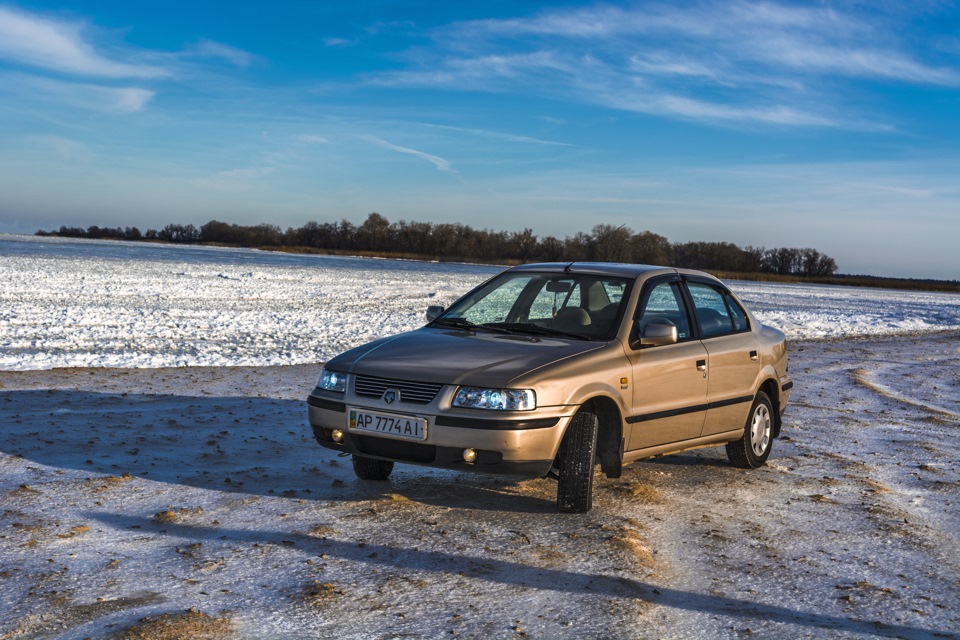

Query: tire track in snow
<box><xmin>852</xmin><ymin>366</ymin><xmax>960</xmax><ymax>424</ymax></box>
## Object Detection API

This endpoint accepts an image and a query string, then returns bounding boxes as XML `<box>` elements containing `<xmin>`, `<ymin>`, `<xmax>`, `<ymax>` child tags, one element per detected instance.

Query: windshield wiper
<box><xmin>430</xmin><ymin>317</ymin><xmax>511</xmax><ymax>334</ymax></box>
<box><xmin>431</xmin><ymin>317</ymin><xmax>475</xmax><ymax>329</ymax></box>
<box><xmin>487</xmin><ymin>322</ymin><xmax>590</xmax><ymax>340</ymax></box>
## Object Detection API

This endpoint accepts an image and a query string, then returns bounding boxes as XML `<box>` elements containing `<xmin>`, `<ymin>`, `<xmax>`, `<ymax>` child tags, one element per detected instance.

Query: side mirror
<box><xmin>637</xmin><ymin>321</ymin><xmax>678</xmax><ymax>347</ymax></box>
<box><xmin>426</xmin><ymin>305</ymin><xmax>445</xmax><ymax>322</ymax></box>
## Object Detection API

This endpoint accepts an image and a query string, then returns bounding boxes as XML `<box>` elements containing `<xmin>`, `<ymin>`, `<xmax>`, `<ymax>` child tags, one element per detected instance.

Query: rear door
<box><xmin>625</xmin><ymin>277</ymin><xmax>709</xmax><ymax>451</ymax></box>
<box><xmin>685</xmin><ymin>279</ymin><xmax>760</xmax><ymax>436</ymax></box>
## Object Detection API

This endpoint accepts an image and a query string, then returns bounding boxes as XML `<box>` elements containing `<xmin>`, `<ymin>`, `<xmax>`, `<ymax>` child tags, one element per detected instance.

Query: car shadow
<box><xmin>1</xmin><ymin>389</ymin><xmax>556</xmax><ymax>514</ymax></box>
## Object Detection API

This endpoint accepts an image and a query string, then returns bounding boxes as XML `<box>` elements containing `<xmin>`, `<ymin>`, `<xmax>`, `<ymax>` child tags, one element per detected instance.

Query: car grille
<box><xmin>353</xmin><ymin>374</ymin><xmax>443</xmax><ymax>404</ymax></box>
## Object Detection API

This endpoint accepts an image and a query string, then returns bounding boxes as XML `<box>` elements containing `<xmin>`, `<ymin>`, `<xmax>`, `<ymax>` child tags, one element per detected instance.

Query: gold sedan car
<box><xmin>307</xmin><ymin>262</ymin><xmax>792</xmax><ymax>513</ymax></box>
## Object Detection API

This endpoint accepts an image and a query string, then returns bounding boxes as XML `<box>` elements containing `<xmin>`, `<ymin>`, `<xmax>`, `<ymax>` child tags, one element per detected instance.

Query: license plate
<box><xmin>348</xmin><ymin>408</ymin><xmax>426</xmax><ymax>441</ymax></box>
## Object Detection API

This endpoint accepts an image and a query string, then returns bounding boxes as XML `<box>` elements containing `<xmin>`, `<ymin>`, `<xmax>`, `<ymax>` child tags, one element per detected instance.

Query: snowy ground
<box><xmin>2</xmin><ymin>234</ymin><xmax>959</xmax><ymax>370</ymax></box>
<box><xmin>2</xmin><ymin>332</ymin><xmax>958</xmax><ymax>639</ymax></box>
<box><xmin>1</xmin><ymin>235</ymin><xmax>959</xmax><ymax>639</ymax></box>
<box><xmin>0</xmin><ymin>234</ymin><xmax>496</xmax><ymax>371</ymax></box>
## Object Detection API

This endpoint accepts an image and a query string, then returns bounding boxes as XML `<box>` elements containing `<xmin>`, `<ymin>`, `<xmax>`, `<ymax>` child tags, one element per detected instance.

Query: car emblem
<box><xmin>383</xmin><ymin>389</ymin><xmax>399</xmax><ymax>404</ymax></box>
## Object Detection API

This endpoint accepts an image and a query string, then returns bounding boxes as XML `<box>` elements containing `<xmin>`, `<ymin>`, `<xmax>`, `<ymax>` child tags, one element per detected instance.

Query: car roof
<box><xmin>507</xmin><ymin>262</ymin><xmax>715</xmax><ymax>280</ymax></box>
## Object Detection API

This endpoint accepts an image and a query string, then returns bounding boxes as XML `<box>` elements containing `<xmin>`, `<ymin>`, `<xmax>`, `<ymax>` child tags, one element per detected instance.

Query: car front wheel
<box><xmin>726</xmin><ymin>391</ymin><xmax>773</xmax><ymax>469</ymax></box>
<box><xmin>556</xmin><ymin>409</ymin><xmax>599</xmax><ymax>513</ymax></box>
<box><xmin>352</xmin><ymin>455</ymin><xmax>394</xmax><ymax>481</ymax></box>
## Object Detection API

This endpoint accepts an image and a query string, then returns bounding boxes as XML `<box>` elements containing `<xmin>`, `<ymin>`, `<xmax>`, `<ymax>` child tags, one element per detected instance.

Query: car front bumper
<box><xmin>307</xmin><ymin>389</ymin><xmax>572</xmax><ymax>477</ymax></box>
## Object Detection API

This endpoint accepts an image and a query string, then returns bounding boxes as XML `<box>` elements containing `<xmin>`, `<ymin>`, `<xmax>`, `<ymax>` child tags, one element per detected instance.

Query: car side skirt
<box><xmin>622</xmin><ymin>428</ymin><xmax>745</xmax><ymax>465</ymax></box>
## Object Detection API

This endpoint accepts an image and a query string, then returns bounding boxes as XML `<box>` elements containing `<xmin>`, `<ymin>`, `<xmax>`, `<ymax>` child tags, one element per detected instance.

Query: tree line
<box><xmin>38</xmin><ymin>213</ymin><xmax>838</xmax><ymax>277</ymax></box>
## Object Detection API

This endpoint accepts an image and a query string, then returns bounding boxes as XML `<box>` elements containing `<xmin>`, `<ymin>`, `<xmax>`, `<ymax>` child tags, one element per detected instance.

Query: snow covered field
<box><xmin>1</xmin><ymin>234</ymin><xmax>959</xmax><ymax>639</ymax></box>
<box><xmin>2</xmin><ymin>234</ymin><xmax>959</xmax><ymax>370</ymax></box>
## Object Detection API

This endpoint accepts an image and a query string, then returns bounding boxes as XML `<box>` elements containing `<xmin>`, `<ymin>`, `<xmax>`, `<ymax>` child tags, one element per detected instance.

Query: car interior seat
<box><xmin>554</xmin><ymin>306</ymin><xmax>591</xmax><ymax>331</ymax></box>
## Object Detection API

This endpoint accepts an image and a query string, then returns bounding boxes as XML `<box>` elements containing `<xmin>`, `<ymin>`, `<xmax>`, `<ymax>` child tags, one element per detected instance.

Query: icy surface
<box><xmin>1</xmin><ymin>234</ymin><xmax>959</xmax><ymax>638</ymax></box>
<box><xmin>1</xmin><ymin>334</ymin><xmax>958</xmax><ymax>638</ymax></box>
<box><xmin>734</xmin><ymin>280</ymin><xmax>960</xmax><ymax>339</ymax></box>
<box><xmin>2</xmin><ymin>234</ymin><xmax>958</xmax><ymax>370</ymax></box>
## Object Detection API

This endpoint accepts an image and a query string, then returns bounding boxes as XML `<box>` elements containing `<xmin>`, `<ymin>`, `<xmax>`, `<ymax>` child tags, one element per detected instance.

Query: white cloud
<box><xmin>362</xmin><ymin>136</ymin><xmax>454</xmax><ymax>172</ymax></box>
<box><xmin>737</xmin><ymin>30</ymin><xmax>960</xmax><ymax>85</ymax></box>
<box><xmin>628</xmin><ymin>53</ymin><xmax>724</xmax><ymax>81</ymax></box>
<box><xmin>375</xmin><ymin>1</ymin><xmax>960</xmax><ymax>129</ymax></box>
<box><xmin>296</xmin><ymin>134</ymin><xmax>330</xmax><ymax>144</ymax></box>
<box><xmin>323</xmin><ymin>37</ymin><xmax>355</xmax><ymax>47</ymax></box>
<box><xmin>191</xmin><ymin>166</ymin><xmax>277</xmax><ymax>190</ymax></box>
<box><xmin>414</xmin><ymin>123</ymin><xmax>574</xmax><ymax>147</ymax></box>
<box><xmin>0</xmin><ymin>6</ymin><xmax>167</xmax><ymax>78</ymax></box>
<box><xmin>27</xmin><ymin>134</ymin><xmax>92</xmax><ymax>161</ymax></box>
<box><xmin>109</xmin><ymin>86</ymin><xmax>154</xmax><ymax>112</ymax></box>
<box><xmin>191</xmin><ymin>39</ymin><xmax>259</xmax><ymax>67</ymax></box>
<box><xmin>24</xmin><ymin>75</ymin><xmax>154</xmax><ymax>113</ymax></box>
<box><xmin>628</xmin><ymin>93</ymin><xmax>842</xmax><ymax>127</ymax></box>
<box><xmin>370</xmin><ymin>51</ymin><xmax>574</xmax><ymax>91</ymax></box>
<box><xmin>451</xmin><ymin>5</ymin><xmax>641</xmax><ymax>39</ymax></box>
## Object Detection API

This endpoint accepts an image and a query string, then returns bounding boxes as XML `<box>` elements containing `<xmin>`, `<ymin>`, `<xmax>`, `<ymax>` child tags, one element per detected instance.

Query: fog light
<box><xmin>331</xmin><ymin>429</ymin><xmax>344</xmax><ymax>443</ymax></box>
<box><xmin>462</xmin><ymin>448</ymin><xmax>478</xmax><ymax>463</ymax></box>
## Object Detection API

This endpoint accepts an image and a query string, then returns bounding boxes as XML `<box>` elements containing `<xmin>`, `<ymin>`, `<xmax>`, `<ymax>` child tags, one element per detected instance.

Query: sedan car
<box><xmin>307</xmin><ymin>262</ymin><xmax>792</xmax><ymax>513</ymax></box>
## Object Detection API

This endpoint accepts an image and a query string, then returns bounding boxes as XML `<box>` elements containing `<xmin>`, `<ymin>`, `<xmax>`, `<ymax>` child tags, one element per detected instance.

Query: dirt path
<box><xmin>1</xmin><ymin>332</ymin><xmax>958</xmax><ymax>639</ymax></box>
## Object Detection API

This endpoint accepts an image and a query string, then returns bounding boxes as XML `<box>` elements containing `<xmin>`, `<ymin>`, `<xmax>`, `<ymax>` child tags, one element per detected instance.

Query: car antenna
<box><xmin>563</xmin><ymin>261</ymin><xmax>574</xmax><ymax>273</ymax></box>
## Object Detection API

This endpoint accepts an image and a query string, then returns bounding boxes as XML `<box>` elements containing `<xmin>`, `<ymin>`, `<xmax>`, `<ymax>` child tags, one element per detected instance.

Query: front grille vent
<box><xmin>354</xmin><ymin>435</ymin><xmax>436</xmax><ymax>463</ymax></box>
<box><xmin>354</xmin><ymin>375</ymin><xmax>442</xmax><ymax>405</ymax></box>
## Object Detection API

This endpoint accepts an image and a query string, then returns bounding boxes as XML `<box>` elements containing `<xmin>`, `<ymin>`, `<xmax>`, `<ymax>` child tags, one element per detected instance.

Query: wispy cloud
<box><xmin>295</xmin><ymin>134</ymin><xmax>330</xmax><ymax>144</ymax></box>
<box><xmin>370</xmin><ymin>50</ymin><xmax>574</xmax><ymax>90</ymax></box>
<box><xmin>21</xmin><ymin>75</ymin><xmax>155</xmax><ymax>113</ymax></box>
<box><xmin>190</xmin><ymin>39</ymin><xmax>260</xmax><ymax>67</ymax></box>
<box><xmin>0</xmin><ymin>7</ymin><xmax>266</xmax><ymax>116</ymax></box>
<box><xmin>368</xmin><ymin>2</ymin><xmax>959</xmax><ymax>129</ymax></box>
<box><xmin>323</xmin><ymin>37</ymin><xmax>356</xmax><ymax>48</ymax></box>
<box><xmin>604</xmin><ymin>92</ymin><xmax>844</xmax><ymax>128</ymax></box>
<box><xmin>362</xmin><ymin>136</ymin><xmax>454</xmax><ymax>173</ymax></box>
<box><xmin>191</xmin><ymin>166</ymin><xmax>277</xmax><ymax>190</ymax></box>
<box><xmin>0</xmin><ymin>6</ymin><xmax>167</xmax><ymax>78</ymax></box>
<box><xmin>27</xmin><ymin>134</ymin><xmax>92</xmax><ymax>161</ymax></box>
<box><xmin>413</xmin><ymin>123</ymin><xmax>574</xmax><ymax>147</ymax></box>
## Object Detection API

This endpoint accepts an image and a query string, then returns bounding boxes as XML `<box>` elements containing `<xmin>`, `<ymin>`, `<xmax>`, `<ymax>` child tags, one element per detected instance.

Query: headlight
<box><xmin>316</xmin><ymin>368</ymin><xmax>347</xmax><ymax>393</ymax></box>
<box><xmin>452</xmin><ymin>387</ymin><xmax>536</xmax><ymax>411</ymax></box>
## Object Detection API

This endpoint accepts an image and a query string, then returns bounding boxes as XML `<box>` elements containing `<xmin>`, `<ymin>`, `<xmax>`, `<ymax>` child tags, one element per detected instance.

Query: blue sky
<box><xmin>0</xmin><ymin>1</ymin><xmax>958</xmax><ymax>279</ymax></box>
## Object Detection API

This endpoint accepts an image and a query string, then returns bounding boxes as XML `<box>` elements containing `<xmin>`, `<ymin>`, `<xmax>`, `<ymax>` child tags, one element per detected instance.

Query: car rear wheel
<box><xmin>726</xmin><ymin>391</ymin><xmax>773</xmax><ymax>469</ymax></box>
<box><xmin>352</xmin><ymin>454</ymin><xmax>394</xmax><ymax>481</ymax></box>
<box><xmin>556</xmin><ymin>409</ymin><xmax>599</xmax><ymax>513</ymax></box>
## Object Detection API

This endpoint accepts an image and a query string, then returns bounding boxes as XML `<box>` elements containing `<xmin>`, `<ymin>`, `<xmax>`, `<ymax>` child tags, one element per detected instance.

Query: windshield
<box><xmin>434</xmin><ymin>272</ymin><xmax>632</xmax><ymax>341</ymax></box>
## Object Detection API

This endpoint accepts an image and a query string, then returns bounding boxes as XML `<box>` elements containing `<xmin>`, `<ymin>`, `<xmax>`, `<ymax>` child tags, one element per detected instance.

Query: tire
<box><xmin>556</xmin><ymin>410</ymin><xmax>599</xmax><ymax>513</ymax></box>
<box><xmin>352</xmin><ymin>455</ymin><xmax>394</xmax><ymax>481</ymax></box>
<box><xmin>726</xmin><ymin>391</ymin><xmax>774</xmax><ymax>469</ymax></box>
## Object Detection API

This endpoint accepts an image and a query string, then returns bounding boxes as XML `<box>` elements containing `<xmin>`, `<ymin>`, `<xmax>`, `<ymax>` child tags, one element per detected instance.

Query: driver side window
<box><xmin>637</xmin><ymin>282</ymin><xmax>690</xmax><ymax>341</ymax></box>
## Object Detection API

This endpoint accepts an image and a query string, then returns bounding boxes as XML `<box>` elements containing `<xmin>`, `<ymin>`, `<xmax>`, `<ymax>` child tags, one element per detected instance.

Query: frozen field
<box><xmin>2</xmin><ymin>233</ymin><xmax>959</xmax><ymax>370</ymax></box>
<box><xmin>1</xmin><ymin>234</ymin><xmax>959</xmax><ymax>639</ymax></box>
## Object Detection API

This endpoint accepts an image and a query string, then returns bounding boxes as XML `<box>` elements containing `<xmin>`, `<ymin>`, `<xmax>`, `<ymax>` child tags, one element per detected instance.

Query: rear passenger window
<box><xmin>725</xmin><ymin>292</ymin><xmax>750</xmax><ymax>332</ymax></box>
<box><xmin>687</xmin><ymin>282</ymin><xmax>748</xmax><ymax>338</ymax></box>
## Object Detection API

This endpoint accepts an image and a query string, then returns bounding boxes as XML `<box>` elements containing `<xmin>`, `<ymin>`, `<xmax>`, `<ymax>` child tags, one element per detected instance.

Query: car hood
<box><xmin>325</xmin><ymin>327</ymin><xmax>605</xmax><ymax>387</ymax></box>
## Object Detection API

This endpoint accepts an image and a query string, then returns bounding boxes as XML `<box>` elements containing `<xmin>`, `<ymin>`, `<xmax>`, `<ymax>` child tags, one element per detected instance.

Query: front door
<box><xmin>626</xmin><ymin>278</ymin><xmax>709</xmax><ymax>451</ymax></box>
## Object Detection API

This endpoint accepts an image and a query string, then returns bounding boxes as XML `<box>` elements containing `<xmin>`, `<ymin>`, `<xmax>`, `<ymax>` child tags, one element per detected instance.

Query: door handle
<box><xmin>749</xmin><ymin>350</ymin><xmax>758</xmax><ymax>361</ymax></box>
<box><xmin>696</xmin><ymin>359</ymin><xmax>707</xmax><ymax>371</ymax></box>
